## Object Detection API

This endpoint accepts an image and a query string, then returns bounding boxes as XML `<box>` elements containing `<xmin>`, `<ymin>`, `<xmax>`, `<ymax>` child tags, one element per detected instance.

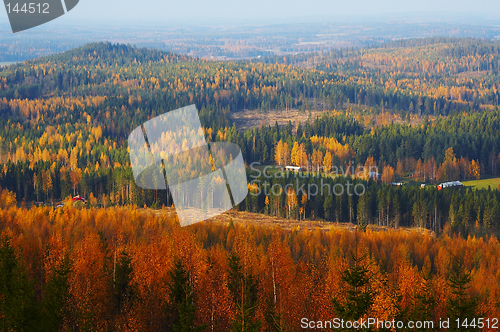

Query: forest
<box><xmin>0</xmin><ymin>37</ymin><xmax>500</xmax><ymax>330</ymax></box>
<box><xmin>0</xmin><ymin>40</ymin><xmax>500</xmax><ymax>236</ymax></box>
<box><xmin>0</xmin><ymin>188</ymin><xmax>497</xmax><ymax>331</ymax></box>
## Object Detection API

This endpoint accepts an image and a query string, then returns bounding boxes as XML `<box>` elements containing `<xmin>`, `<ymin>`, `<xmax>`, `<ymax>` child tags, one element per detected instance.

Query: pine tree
<box><xmin>0</xmin><ymin>236</ymin><xmax>39</xmax><ymax>331</ymax></box>
<box><xmin>113</xmin><ymin>251</ymin><xmax>134</xmax><ymax>315</ymax></box>
<box><xmin>264</xmin><ymin>297</ymin><xmax>288</xmax><ymax>332</ymax></box>
<box><xmin>332</xmin><ymin>231</ymin><xmax>374</xmax><ymax>324</ymax></box>
<box><xmin>41</xmin><ymin>255</ymin><xmax>71</xmax><ymax>332</ymax></box>
<box><xmin>168</xmin><ymin>259</ymin><xmax>206</xmax><ymax>332</ymax></box>
<box><xmin>227</xmin><ymin>252</ymin><xmax>261</xmax><ymax>332</ymax></box>
<box><xmin>410</xmin><ymin>273</ymin><xmax>436</xmax><ymax>331</ymax></box>
<box><xmin>357</xmin><ymin>194</ymin><xmax>367</xmax><ymax>230</ymax></box>
<box><xmin>446</xmin><ymin>255</ymin><xmax>480</xmax><ymax>331</ymax></box>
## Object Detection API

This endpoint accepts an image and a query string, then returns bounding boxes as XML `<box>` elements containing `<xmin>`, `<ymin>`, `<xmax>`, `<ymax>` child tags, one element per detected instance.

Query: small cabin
<box><xmin>285</xmin><ymin>166</ymin><xmax>303</xmax><ymax>172</ymax></box>
<box><xmin>437</xmin><ymin>181</ymin><xmax>463</xmax><ymax>190</ymax></box>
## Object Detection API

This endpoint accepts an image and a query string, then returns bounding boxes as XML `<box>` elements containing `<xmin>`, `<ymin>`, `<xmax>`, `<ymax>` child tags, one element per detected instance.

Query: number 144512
<box><xmin>6</xmin><ymin>3</ymin><xmax>49</xmax><ymax>14</ymax></box>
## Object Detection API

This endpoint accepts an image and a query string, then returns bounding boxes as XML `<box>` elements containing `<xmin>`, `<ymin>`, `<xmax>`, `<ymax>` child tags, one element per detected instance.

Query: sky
<box><xmin>2</xmin><ymin>0</ymin><xmax>500</xmax><ymax>27</ymax></box>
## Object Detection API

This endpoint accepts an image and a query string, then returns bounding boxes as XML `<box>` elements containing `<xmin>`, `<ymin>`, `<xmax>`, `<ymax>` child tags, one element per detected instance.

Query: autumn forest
<box><xmin>0</xmin><ymin>38</ymin><xmax>500</xmax><ymax>330</ymax></box>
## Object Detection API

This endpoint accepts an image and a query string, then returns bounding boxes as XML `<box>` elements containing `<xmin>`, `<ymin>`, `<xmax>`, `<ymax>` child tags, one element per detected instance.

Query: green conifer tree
<box><xmin>0</xmin><ymin>236</ymin><xmax>39</xmax><ymax>331</ymax></box>
<box><xmin>40</xmin><ymin>255</ymin><xmax>71</xmax><ymax>332</ymax></box>
<box><xmin>113</xmin><ymin>251</ymin><xmax>134</xmax><ymax>315</ymax></box>
<box><xmin>446</xmin><ymin>255</ymin><xmax>480</xmax><ymax>332</ymax></box>
<box><xmin>227</xmin><ymin>252</ymin><xmax>261</xmax><ymax>332</ymax></box>
<box><xmin>332</xmin><ymin>231</ymin><xmax>374</xmax><ymax>327</ymax></box>
<box><xmin>410</xmin><ymin>274</ymin><xmax>437</xmax><ymax>331</ymax></box>
<box><xmin>168</xmin><ymin>259</ymin><xmax>206</xmax><ymax>332</ymax></box>
<box><xmin>264</xmin><ymin>297</ymin><xmax>288</xmax><ymax>332</ymax></box>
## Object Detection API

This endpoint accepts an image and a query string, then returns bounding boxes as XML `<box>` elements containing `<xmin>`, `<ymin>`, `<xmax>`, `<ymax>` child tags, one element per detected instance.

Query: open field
<box><xmin>230</xmin><ymin>108</ymin><xmax>328</xmax><ymax>131</ymax></box>
<box><xmin>155</xmin><ymin>206</ymin><xmax>436</xmax><ymax>237</ymax></box>
<box><xmin>462</xmin><ymin>177</ymin><xmax>500</xmax><ymax>190</ymax></box>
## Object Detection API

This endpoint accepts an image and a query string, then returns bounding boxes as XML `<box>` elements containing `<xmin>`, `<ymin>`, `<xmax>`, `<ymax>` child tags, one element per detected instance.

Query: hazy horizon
<box><xmin>1</xmin><ymin>0</ymin><xmax>500</xmax><ymax>29</ymax></box>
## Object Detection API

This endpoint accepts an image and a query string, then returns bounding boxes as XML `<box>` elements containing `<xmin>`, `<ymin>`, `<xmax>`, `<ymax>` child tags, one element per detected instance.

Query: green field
<box><xmin>462</xmin><ymin>177</ymin><xmax>500</xmax><ymax>190</ymax></box>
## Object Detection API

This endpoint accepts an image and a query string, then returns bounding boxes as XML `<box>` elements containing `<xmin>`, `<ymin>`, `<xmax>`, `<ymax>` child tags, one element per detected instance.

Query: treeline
<box><xmin>1</xmin><ymin>42</ymin><xmax>500</xmax><ymax>237</ymax></box>
<box><xmin>261</xmin><ymin>38</ymin><xmax>500</xmax><ymax>114</ymax></box>
<box><xmin>373</xmin><ymin>37</ymin><xmax>500</xmax><ymax>54</ymax></box>
<box><xmin>2</xmin><ymin>109</ymin><xmax>500</xmax><ymax>237</ymax></box>
<box><xmin>236</xmin><ymin>110</ymin><xmax>500</xmax><ymax>174</ymax></box>
<box><xmin>2</xmin><ymin>40</ymin><xmax>497</xmax><ymax>119</ymax></box>
<box><xmin>0</xmin><ymin>189</ymin><xmax>497</xmax><ymax>331</ymax></box>
<box><xmin>243</xmin><ymin>172</ymin><xmax>500</xmax><ymax>238</ymax></box>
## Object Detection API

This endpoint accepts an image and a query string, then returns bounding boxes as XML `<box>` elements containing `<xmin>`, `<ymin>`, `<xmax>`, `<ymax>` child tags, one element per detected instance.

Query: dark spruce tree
<box><xmin>168</xmin><ymin>259</ymin><xmax>206</xmax><ymax>332</ymax></box>
<box><xmin>446</xmin><ymin>255</ymin><xmax>480</xmax><ymax>332</ymax></box>
<box><xmin>409</xmin><ymin>273</ymin><xmax>437</xmax><ymax>331</ymax></box>
<box><xmin>332</xmin><ymin>231</ymin><xmax>374</xmax><ymax>330</ymax></box>
<box><xmin>264</xmin><ymin>296</ymin><xmax>288</xmax><ymax>332</ymax></box>
<box><xmin>40</xmin><ymin>255</ymin><xmax>71</xmax><ymax>332</ymax></box>
<box><xmin>113</xmin><ymin>251</ymin><xmax>135</xmax><ymax>316</ymax></box>
<box><xmin>0</xmin><ymin>236</ymin><xmax>39</xmax><ymax>331</ymax></box>
<box><xmin>227</xmin><ymin>252</ymin><xmax>261</xmax><ymax>332</ymax></box>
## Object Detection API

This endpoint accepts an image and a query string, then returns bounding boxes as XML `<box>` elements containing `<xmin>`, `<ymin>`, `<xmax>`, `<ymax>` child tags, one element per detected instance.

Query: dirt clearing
<box><xmin>230</xmin><ymin>108</ymin><xmax>328</xmax><ymax>131</ymax></box>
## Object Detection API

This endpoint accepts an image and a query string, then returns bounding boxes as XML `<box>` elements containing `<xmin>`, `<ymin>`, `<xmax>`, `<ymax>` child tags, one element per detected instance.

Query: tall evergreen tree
<box><xmin>227</xmin><ymin>252</ymin><xmax>261</xmax><ymax>332</ymax></box>
<box><xmin>113</xmin><ymin>251</ymin><xmax>135</xmax><ymax>315</ymax></box>
<box><xmin>40</xmin><ymin>255</ymin><xmax>71</xmax><ymax>332</ymax></box>
<box><xmin>332</xmin><ymin>231</ymin><xmax>374</xmax><ymax>325</ymax></box>
<box><xmin>264</xmin><ymin>297</ymin><xmax>288</xmax><ymax>332</ymax></box>
<box><xmin>410</xmin><ymin>272</ymin><xmax>437</xmax><ymax>331</ymax></box>
<box><xmin>168</xmin><ymin>259</ymin><xmax>206</xmax><ymax>332</ymax></box>
<box><xmin>446</xmin><ymin>255</ymin><xmax>480</xmax><ymax>331</ymax></box>
<box><xmin>0</xmin><ymin>236</ymin><xmax>39</xmax><ymax>331</ymax></box>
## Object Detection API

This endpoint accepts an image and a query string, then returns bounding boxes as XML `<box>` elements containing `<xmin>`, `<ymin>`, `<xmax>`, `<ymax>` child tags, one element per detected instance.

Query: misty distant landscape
<box><xmin>1</xmin><ymin>15</ymin><xmax>500</xmax><ymax>61</ymax></box>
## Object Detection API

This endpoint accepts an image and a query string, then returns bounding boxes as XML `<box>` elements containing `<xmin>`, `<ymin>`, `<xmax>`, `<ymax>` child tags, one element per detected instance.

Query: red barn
<box><xmin>72</xmin><ymin>195</ymin><xmax>87</xmax><ymax>203</ymax></box>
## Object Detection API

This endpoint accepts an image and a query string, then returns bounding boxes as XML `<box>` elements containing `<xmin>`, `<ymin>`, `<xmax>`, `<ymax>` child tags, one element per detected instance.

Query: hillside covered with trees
<box><xmin>0</xmin><ymin>189</ymin><xmax>497</xmax><ymax>331</ymax></box>
<box><xmin>1</xmin><ymin>40</ymin><xmax>500</xmax><ymax>238</ymax></box>
<box><xmin>1</xmin><ymin>36</ymin><xmax>500</xmax><ymax>331</ymax></box>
